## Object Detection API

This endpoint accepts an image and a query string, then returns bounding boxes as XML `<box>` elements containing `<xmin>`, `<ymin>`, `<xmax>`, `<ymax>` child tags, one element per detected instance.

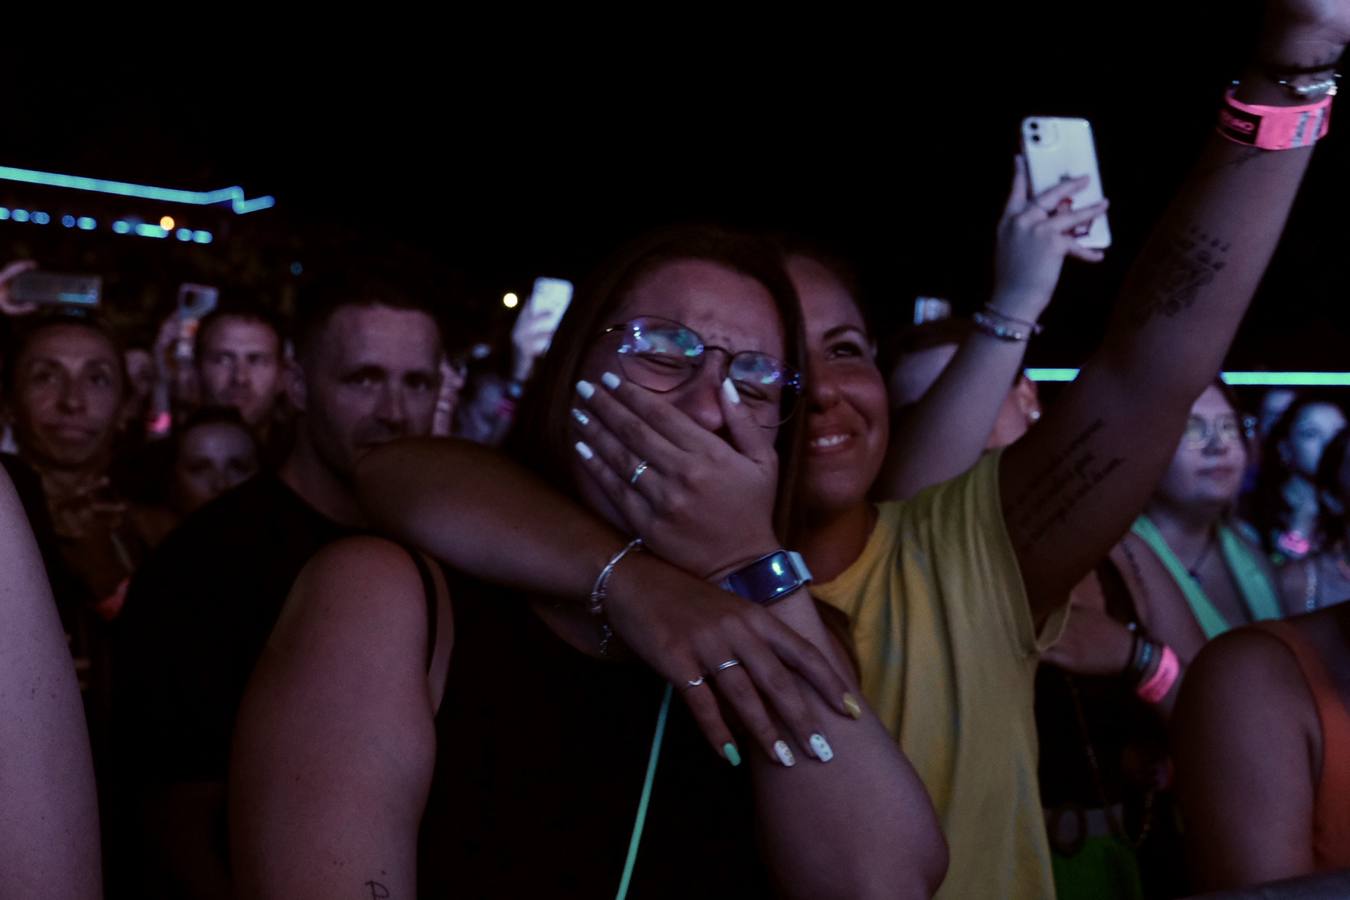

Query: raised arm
<box><xmin>879</xmin><ymin>157</ymin><xmax>1106</xmax><ymax>499</ymax></box>
<box><xmin>0</xmin><ymin>467</ymin><xmax>102</xmax><ymax>898</ymax></box>
<box><xmin>1002</xmin><ymin>0</ymin><xmax>1350</xmax><ymax>616</ymax></box>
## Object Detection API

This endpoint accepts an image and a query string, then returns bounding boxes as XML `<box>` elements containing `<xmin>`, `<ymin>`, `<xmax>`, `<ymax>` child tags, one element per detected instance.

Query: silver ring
<box><xmin>683</xmin><ymin>675</ymin><xmax>706</xmax><ymax>690</ymax></box>
<box><xmin>629</xmin><ymin>459</ymin><xmax>650</xmax><ymax>486</ymax></box>
<box><xmin>715</xmin><ymin>658</ymin><xmax>742</xmax><ymax>673</ymax></box>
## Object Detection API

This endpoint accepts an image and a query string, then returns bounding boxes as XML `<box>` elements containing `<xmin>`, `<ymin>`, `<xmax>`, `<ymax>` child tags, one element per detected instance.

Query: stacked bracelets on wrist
<box><xmin>589</xmin><ymin>537</ymin><xmax>643</xmax><ymax>656</ymax></box>
<box><xmin>1218</xmin><ymin>63</ymin><xmax>1339</xmax><ymax>151</ymax></box>
<box><xmin>972</xmin><ymin>305</ymin><xmax>1043</xmax><ymax>343</ymax></box>
<box><xmin>1122</xmin><ymin>626</ymin><xmax>1181</xmax><ymax>705</ymax></box>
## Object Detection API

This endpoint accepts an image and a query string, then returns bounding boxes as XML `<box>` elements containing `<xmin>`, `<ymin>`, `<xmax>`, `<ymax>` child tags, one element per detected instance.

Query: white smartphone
<box><xmin>1021</xmin><ymin>116</ymin><xmax>1111</xmax><ymax>250</ymax></box>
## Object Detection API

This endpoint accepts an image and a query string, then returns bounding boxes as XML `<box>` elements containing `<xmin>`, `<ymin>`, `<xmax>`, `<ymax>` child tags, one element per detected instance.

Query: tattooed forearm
<box><xmin>1008</xmin><ymin>419</ymin><xmax>1125</xmax><ymax>550</ymax></box>
<box><xmin>1121</xmin><ymin>225</ymin><xmax>1231</xmax><ymax>329</ymax></box>
<box><xmin>365</xmin><ymin>878</ymin><xmax>391</xmax><ymax>898</ymax></box>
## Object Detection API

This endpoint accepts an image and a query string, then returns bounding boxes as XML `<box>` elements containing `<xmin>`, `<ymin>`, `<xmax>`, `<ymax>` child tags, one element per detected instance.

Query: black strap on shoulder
<box><xmin>403</xmin><ymin>546</ymin><xmax>439</xmax><ymax>673</ymax></box>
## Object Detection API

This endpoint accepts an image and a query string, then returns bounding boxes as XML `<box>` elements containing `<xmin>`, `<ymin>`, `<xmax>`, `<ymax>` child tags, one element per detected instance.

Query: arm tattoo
<box><xmin>365</xmin><ymin>878</ymin><xmax>391</xmax><ymax>898</ymax></box>
<box><xmin>1008</xmin><ymin>418</ymin><xmax>1125</xmax><ymax>550</ymax></box>
<box><xmin>1123</xmin><ymin>225</ymin><xmax>1231</xmax><ymax>328</ymax></box>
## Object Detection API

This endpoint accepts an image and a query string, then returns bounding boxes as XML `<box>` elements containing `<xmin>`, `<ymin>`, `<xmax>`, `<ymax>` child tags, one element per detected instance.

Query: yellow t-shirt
<box><xmin>813</xmin><ymin>451</ymin><xmax>1066</xmax><ymax>900</ymax></box>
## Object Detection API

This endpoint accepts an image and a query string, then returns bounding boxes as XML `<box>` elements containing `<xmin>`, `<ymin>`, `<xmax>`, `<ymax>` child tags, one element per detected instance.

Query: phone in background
<box><xmin>174</xmin><ymin>283</ymin><xmax>220</xmax><ymax>361</ymax></box>
<box><xmin>1021</xmin><ymin>116</ymin><xmax>1111</xmax><ymax>249</ymax></box>
<box><xmin>518</xmin><ymin>277</ymin><xmax>573</xmax><ymax>341</ymax></box>
<box><xmin>10</xmin><ymin>271</ymin><xmax>102</xmax><ymax>307</ymax></box>
<box><xmin>912</xmin><ymin>296</ymin><xmax>952</xmax><ymax>325</ymax></box>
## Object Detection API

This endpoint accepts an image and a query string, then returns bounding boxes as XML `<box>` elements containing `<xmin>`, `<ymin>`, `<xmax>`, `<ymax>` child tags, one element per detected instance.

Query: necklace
<box><xmin>1186</xmin><ymin>528</ymin><xmax>1217</xmax><ymax>581</ymax></box>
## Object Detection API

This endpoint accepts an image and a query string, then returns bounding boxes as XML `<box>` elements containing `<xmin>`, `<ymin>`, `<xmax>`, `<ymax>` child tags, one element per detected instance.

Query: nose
<box><xmin>228</xmin><ymin>360</ymin><xmax>247</xmax><ymax>386</ymax></box>
<box><xmin>669</xmin><ymin>362</ymin><xmax>727</xmax><ymax>434</ymax></box>
<box><xmin>57</xmin><ymin>376</ymin><xmax>85</xmax><ymax>413</ymax></box>
<box><xmin>807</xmin><ymin>363</ymin><xmax>840</xmax><ymax>412</ymax></box>
<box><xmin>375</xmin><ymin>384</ymin><xmax>409</xmax><ymax>432</ymax></box>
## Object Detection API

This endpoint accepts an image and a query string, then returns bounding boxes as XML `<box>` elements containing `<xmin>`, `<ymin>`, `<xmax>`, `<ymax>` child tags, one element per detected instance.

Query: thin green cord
<box><xmin>615</xmin><ymin>683</ymin><xmax>673</xmax><ymax>900</ymax></box>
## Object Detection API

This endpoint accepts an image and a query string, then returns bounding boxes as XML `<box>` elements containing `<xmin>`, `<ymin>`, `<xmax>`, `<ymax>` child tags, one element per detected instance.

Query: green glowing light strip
<box><xmin>1026</xmin><ymin>369</ymin><xmax>1350</xmax><ymax>387</ymax></box>
<box><xmin>0</xmin><ymin>165</ymin><xmax>274</xmax><ymax>214</ymax></box>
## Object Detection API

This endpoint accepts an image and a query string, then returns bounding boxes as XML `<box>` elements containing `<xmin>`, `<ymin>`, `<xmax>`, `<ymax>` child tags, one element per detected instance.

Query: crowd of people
<box><xmin>4</xmin><ymin>3</ymin><xmax>1350</xmax><ymax>897</ymax></box>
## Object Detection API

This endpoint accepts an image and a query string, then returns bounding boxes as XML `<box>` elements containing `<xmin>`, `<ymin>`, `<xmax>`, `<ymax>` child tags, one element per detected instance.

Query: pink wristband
<box><xmin>1137</xmin><ymin>644</ymin><xmax>1181</xmax><ymax>704</ymax></box>
<box><xmin>1218</xmin><ymin>87</ymin><xmax>1333</xmax><ymax>150</ymax></box>
<box><xmin>145</xmin><ymin>410</ymin><xmax>173</xmax><ymax>437</ymax></box>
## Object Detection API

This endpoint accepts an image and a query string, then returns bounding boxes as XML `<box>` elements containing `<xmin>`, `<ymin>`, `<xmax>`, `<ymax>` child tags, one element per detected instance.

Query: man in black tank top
<box><xmin>108</xmin><ymin>267</ymin><xmax>448</xmax><ymax>899</ymax></box>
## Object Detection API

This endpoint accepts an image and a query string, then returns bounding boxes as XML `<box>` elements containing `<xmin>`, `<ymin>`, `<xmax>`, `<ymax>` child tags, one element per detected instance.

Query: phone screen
<box><xmin>11</xmin><ymin>271</ymin><xmax>102</xmax><ymax>307</ymax></box>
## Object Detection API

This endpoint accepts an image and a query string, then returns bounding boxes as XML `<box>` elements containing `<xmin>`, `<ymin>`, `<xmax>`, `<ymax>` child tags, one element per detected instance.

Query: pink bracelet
<box><xmin>1137</xmin><ymin>644</ymin><xmax>1181</xmax><ymax>704</ymax></box>
<box><xmin>1218</xmin><ymin>87</ymin><xmax>1333</xmax><ymax>150</ymax></box>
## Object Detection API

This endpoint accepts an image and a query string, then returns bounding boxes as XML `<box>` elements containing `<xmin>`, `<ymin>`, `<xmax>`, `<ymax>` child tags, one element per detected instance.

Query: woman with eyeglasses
<box><xmin>230</xmin><ymin>228</ymin><xmax>946</xmax><ymax>899</ymax></box>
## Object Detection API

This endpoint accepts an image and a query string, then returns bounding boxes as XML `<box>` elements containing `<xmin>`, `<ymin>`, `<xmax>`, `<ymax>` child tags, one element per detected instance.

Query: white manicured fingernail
<box><xmin>773</xmin><ymin>740</ymin><xmax>796</xmax><ymax>768</ymax></box>
<box><xmin>809</xmin><ymin>733</ymin><xmax>834</xmax><ymax>763</ymax></box>
<box><xmin>602</xmin><ymin>371</ymin><xmax>621</xmax><ymax>390</ymax></box>
<box><xmin>722</xmin><ymin>377</ymin><xmax>740</xmax><ymax>405</ymax></box>
<box><xmin>571</xmin><ymin>408</ymin><xmax>590</xmax><ymax>426</ymax></box>
<box><xmin>576</xmin><ymin>380</ymin><xmax>595</xmax><ymax>400</ymax></box>
<box><xmin>574</xmin><ymin>441</ymin><xmax>594</xmax><ymax>460</ymax></box>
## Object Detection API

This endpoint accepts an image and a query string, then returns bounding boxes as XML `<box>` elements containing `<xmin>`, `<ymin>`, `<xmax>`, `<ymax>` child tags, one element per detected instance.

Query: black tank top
<box><xmin>415</xmin><ymin>565</ymin><xmax>773</xmax><ymax>898</ymax></box>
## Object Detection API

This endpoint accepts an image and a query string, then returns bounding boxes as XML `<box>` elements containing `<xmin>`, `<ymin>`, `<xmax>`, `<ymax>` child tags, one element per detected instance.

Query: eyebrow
<box><xmin>822</xmin><ymin>325</ymin><xmax>868</xmax><ymax>341</ymax></box>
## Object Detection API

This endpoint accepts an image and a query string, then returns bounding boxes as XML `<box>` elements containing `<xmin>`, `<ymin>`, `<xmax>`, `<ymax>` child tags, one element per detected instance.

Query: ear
<box><xmin>1012</xmin><ymin>375</ymin><xmax>1041</xmax><ymax>420</ymax></box>
<box><xmin>284</xmin><ymin>359</ymin><xmax>307</xmax><ymax>413</ymax></box>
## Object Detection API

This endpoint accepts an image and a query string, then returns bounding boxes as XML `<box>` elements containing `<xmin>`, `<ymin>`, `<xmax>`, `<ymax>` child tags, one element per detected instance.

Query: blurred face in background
<box><xmin>10</xmin><ymin>323</ymin><xmax>125</xmax><ymax>473</ymax></box>
<box><xmin>1280</xmin><ymin>402</ymin><xmax>1346</xmax><ymax>480</ymax></box>
<box><xmin>172</xmin><ymin>420</ymin><xmax>260</xmax><ymax>514</ymax></box>
<box><xmin>1154</xmin><ymin>385</ymin><xmax>1248</xmax><ymax>512</ymax></box>
<box><xmin>197</xmin><ymin>316</ymin><xmax>283</xmax><ymax>428</ymax></box>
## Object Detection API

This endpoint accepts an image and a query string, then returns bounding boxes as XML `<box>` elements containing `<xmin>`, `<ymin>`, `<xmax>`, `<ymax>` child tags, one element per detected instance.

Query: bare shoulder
<box><xmin>272</xmin><ymin>536</ymin><xmax>436</xmax><ymax>652</ymax></box>
<box><xmin>1178</xmin><ymin>625</ymin><xmax>1315</xmax><ymax>739</ymax></box>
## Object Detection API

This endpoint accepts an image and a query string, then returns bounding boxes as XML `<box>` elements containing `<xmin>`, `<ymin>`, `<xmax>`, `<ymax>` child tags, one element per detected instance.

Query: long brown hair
<box><xmin>503</xmin><ymin>225</ymin><xmax>809</xmax><ymax>541</ymax></box>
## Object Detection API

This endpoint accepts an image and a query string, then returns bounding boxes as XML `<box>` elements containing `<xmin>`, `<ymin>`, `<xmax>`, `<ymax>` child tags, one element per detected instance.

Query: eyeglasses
<box><xmin>1182</xmin><ymin>414</ymin><xmax>1256</xmax><ymax>448</ymax></box>
<box><xmin>601</xmin><ymin>316</ymin><xmax>803</xmax><ymax>427</ymax></box>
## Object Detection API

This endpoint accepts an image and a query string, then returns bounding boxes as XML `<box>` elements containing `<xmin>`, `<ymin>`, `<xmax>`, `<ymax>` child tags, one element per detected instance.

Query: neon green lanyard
<box><xmin>615</xmin><ymin>683</ymin><xmax>672</xmax><ymax>900</ymax></box>
<box><xmin>1130</xmin><ymin>516</ymin><xmax>1282</xmax><ymax>640</ymax></box>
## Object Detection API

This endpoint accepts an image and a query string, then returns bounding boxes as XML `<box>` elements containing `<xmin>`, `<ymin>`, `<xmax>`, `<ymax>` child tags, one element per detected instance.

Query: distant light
<box><xmin>191</xmin><ymin>230</ymin><xmax>213</xmax><ymax>244</ymax></box>
<box><xmin>290</xmin><ymin>261</ymin><xmax>303</xmax><ymax>276</ymax></box>
<box><xmin>1026</xmin><ymin>368</ymin><xmax>1350</xmax><ymax>388</ymax></box>
<box><xmin>134</xmin><ymin>223</ymin><xmax>168</xmax><ymax>239</ymax></box>
<box><xmin>12</xmin><ymin>209</ymin><xmax>29</xmax><ymax>223</ymax></box>
<box><xmin>503</xmin><ymin>292</ymin><xmax>519</xmax><ymax>309</ymax></box>
<box><xmin>112</xmin><ymin>220</ymin><xmax>130</xmax><ymax>234</ymax></box>
<box><xmin>0</xmin><ymin>208</ymin><xmax>10</xmax><ymax>220</ymax></box>
<box><xmin>176</xmin><ymin>228</ymin><xmax>193</xmax><ymax>241</ymax></box>
<box><xmin>61</xmin><ymin>215</ymin><xmax>76</xmax><ymax>228</ymax></box>
<box><xmin>31</xmin><ymin>211</ymin><xmax>50</xmax><ymax>225</ymax></box>
<box><xmin>76</xmin><ymin>217</ymin><xmax>96</xmax><ymax>230</ymax></box>
<box><xmin>160</xmin><ymin>215</ymin><xmax>175</xmax><ymax>230</ymax></box>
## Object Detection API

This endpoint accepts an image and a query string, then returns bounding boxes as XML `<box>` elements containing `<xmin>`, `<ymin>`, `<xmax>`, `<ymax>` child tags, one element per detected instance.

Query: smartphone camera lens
<box><xmin>1031</xmin><ymin>134</ymin><xmax>1041</xmax><ymax>143</ymax></box>
<box><xmin>1029</xmin><ymin>121</ymin><xmax>1039</xmax><ymax>130</ymax></box>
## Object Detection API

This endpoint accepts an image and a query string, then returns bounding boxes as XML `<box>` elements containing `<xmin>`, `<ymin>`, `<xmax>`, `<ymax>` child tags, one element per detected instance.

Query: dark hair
<box><xmin>291</xmin><ymin>262</ymin><xmax>445</xmax><ymax>369</ymax></box>
<box><xmin>1250</xmin><ymin>390</ymin><xmax>1349</xmax><ymax>554</ymax></box>
<box><xmin>1314</xmin><ymin>426</ymin><xmax>1350</xmax><ymax>544</ymax></box>
<box><xmin>504</xmin><ymin>225</ymin><xmax>808</xmax><ymax>541</ymax></box>
<box><xmin>2</xmin><ymin>308</ymin><xmax>127</xmax><ymax>398</ymax></box>
<box><xmin>194</xmin><ymin>295</ymin><xmax>287</xmax><ymax>363</ymax></box>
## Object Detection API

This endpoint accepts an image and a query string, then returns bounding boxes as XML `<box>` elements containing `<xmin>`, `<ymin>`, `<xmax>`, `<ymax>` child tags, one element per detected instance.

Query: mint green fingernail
<box><xmin>722</xmin><ymin>742</ymin><xmax>741</xmax><ymax>767</ymax></box>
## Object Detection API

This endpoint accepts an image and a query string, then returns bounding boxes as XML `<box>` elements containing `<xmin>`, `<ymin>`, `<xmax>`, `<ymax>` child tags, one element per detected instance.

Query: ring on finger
<box><xmin>682</xmin><ymin>675</ymin><xmax>707</xmax><ymax>690</ymax></box>
<box><xmin>714</xmin><ymin>658</ymin><xmax>742</xmax><ymax>673</ymax></box>
<box><xmin>630</xmin><ymin>459</ymin><xmax>651</xmax><ymax>486</ymax></box>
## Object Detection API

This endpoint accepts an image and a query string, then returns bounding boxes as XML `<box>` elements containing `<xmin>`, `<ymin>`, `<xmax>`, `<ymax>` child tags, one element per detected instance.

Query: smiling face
<box><xmin>787</xmin><ymin>255</ymin><xmax>889</xmax><ymax>517</ymax></box>
<box><xmin>9</xmin><ymin>323</ymin><xmax>126</xmax><ymax>474</ymax></box>
<box><xmin>570</xmin><ymin>258</ymin><xmax>786</xmax><ymax>530</ymax></box>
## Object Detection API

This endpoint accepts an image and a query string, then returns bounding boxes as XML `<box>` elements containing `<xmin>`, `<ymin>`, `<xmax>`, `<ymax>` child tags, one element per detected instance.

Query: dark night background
<box><xmin>5</xmin><ymin>4</ymin><xmax>1348</xmax><ymax>372</ymax></box>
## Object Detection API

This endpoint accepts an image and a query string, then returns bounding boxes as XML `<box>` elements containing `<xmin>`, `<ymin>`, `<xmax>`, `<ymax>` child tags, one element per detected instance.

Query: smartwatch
<box><xmin>719</xmin><ymin>550</ymin><xmax>813</xmax><ymax>606</ymax></box>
